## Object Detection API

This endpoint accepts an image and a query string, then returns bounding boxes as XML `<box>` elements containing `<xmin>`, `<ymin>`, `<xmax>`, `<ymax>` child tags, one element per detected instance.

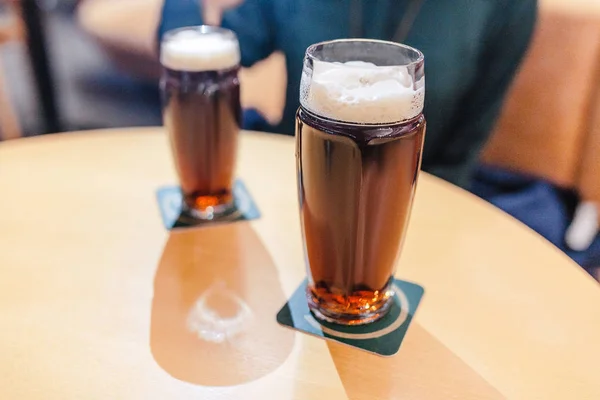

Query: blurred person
<box><xmin>158</xmin><ymin>0</ymin><xmax>537</xmax><ymax>188</ymax></box>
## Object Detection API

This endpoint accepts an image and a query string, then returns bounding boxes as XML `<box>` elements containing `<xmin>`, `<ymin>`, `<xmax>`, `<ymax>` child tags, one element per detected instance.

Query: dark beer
<box><xmin>297</xmin><ymin>110</ymin><xmax>425</xmax><ymax>324</ymax></box>
<box><xmin>296</xmin><ymin>40</ymin><xmax>426</xmax><ymax>325</ymax></box>
<box><xmin>160</xmin><ymin>27</ymin><xmax>241</xmax><ymax>220</ymax></box>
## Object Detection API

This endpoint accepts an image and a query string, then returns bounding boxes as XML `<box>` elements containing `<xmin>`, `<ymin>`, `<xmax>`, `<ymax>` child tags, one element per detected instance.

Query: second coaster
<box><xmin>156</xmin><ymin>180</ymin><xmax>261</xmax><ymax>229</ymax></box>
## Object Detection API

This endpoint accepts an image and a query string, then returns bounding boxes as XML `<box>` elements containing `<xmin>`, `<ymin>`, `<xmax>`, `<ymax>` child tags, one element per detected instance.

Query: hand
<box><xmin>202</xmin><ymin>0</ymin><xmax>244</xmax><ymax>25</ymax></box>
<box><xmin>203</xmin><ymin>0</ymin><xmax>244</xmax><ymax>9</ymax></box>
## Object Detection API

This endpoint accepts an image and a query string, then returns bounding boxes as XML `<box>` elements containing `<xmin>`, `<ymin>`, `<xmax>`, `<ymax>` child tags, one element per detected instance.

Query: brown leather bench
<box><xmin>482</xmin><ymin>0</ymin><xmax>600</xmax><ymax>250</ymax></box>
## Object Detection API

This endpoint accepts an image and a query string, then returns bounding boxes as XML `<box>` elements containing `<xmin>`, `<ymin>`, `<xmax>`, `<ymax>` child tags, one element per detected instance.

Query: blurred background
<box><xmin>0</xmin><ymin>0</ymin><xmax>163</xmax><ymax>136</ymax></box>
<box><xmin>0</xmin><ymin>0</ymin><xmax>599</xmax><ymax>276</ymax></box>
<box><xmin>0</xmin><ymin>0</ymin><xmax>286</xmax><ymax>138</ymax></box>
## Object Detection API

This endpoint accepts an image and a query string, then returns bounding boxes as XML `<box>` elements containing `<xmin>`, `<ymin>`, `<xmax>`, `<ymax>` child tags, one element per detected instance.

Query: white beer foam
<box><xmin>161</xmin><ymin>29</ymin><xmax>240</xmax><ymax>72</ymax></box>
<box><xmin>301</xmin><ymin>60</ymin><xmax>424</xmax><ymax>123</ymax></box>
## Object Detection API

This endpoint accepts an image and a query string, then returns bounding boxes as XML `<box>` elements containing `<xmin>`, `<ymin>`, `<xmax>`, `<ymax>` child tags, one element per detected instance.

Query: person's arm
<box><xmin>427</xmin><ymin>0</ymin><xmax>537</xmax><ymax>188</ymax></box>
<box><xmin>157</xmin><ymin>0</ymin><xmax>276</xmax><ymax>68</ymax></box>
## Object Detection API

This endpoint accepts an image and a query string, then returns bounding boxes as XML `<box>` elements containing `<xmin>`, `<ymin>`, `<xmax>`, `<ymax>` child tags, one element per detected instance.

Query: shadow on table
<box><xmin>327</xmin><ymin>323</ymin><xmax>504</xmax><ymax>399</ymax></box>
<box><xmin>150</xmin><ymin>222</ymin><xmax>294</xmax><ymax>386</ymax></box>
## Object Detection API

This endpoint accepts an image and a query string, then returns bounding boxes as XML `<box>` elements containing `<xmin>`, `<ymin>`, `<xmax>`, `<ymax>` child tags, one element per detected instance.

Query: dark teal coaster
<box><xmin>156</xmin><ymin>180</ymin><xmax>260</xmax><ymax>229</ymax></box>
<box><xmin>277</xmin><ymin>279</ymin><xmax>424</xmax><ymax>356</ymax></box>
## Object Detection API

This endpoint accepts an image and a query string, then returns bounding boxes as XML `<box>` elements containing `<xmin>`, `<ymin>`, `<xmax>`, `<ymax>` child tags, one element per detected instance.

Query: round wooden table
<box><xmin>1</xmin><ymin>128</ymin><xmax>599</xmax><ymax>399</ymax></box>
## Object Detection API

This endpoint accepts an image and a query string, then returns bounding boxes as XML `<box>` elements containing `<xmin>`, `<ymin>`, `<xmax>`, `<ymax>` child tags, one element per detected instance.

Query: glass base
<box><xmin>181</xmin><ymin>199</ymin><xmax>239</xmax><ymax>222</ymax></box>
<box><xmin>307</xmin><ymin>287</ymin><xmax>395</xmax><ymax>326</ymax></box>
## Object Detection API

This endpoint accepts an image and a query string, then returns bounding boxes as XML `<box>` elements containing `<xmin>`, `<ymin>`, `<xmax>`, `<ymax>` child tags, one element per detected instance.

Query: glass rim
<box><xmin>162</xmin><ymin>25</ymin><xmax>238</xmax><ymax>43</ymax></box>
<box><xmin>305</xmin><ymin>38</ymin><xmax>424</xmax><ymax>68</ymax></box>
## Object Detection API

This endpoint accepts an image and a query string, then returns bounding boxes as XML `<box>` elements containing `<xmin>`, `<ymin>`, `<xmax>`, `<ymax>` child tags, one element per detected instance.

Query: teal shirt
<box><xmin>159</xmin><ymin>0</ymin><xmax>536</xmax><ymax>187</ymax></box>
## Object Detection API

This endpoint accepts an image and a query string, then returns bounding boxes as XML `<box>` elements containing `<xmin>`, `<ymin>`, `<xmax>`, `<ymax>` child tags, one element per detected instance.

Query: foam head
<box><xmin>161</xmin><ymin>27</ymin><xmax>240</xmax><ymax>72</ymax></box>
<box><xmin>300</xmin><ymin>41</ymin><xmax>425</xmax><ymax>124</ymax></box>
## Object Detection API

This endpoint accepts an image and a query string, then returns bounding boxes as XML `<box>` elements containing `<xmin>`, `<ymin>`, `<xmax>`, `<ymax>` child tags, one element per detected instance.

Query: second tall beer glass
<box><xmin>160</xmin><ymin>26</ymin><xmax>241</xmax><ymax>220</ymax></box>
<box><xmin>296</xmin><ymin>40</ymin><xmax>426</xmax><ymax>325</ymax></box>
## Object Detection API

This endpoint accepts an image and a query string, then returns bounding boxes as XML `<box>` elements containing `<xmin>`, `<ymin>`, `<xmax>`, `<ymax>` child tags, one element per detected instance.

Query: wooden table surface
<box><xmin>1</xmin><ymin>128</ymin><xmax>599</xmax><ymax>399</ymax></box>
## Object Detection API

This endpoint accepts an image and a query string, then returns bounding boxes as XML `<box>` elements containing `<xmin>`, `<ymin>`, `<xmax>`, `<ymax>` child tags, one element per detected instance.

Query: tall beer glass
<box><xmin>296</xmin><ymin>40</ymin><xmax>426</xmax><ymax>325</ymax></box>
<box><xmin>160</xmin><ymin>26</ymin><xmax>241</xmax><ymax>220</ymax></box>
